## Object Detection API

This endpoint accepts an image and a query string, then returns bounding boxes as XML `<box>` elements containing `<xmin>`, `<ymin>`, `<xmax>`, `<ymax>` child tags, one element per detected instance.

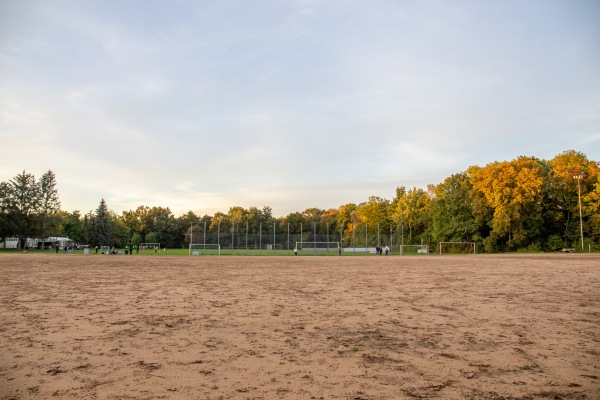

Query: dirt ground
<box><xmin>0</xmin><ymin>253</ymin><xmax>598</xmax><ymax>400</ymax></box>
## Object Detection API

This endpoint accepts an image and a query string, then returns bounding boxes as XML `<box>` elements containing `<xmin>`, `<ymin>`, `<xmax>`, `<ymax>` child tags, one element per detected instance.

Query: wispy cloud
<box><xmin>1</xmin><ymin>0</ymin><xmax>598</xmax><ymax>216</ymax></box>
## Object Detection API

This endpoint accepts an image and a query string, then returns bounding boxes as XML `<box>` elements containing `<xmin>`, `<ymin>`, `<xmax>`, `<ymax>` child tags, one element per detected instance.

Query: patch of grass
<box><xmin>520</xmin><ymin>365</ymin><xmax>532</xmax><ymax>371</ymax></box>
<box><xmin>351</xmin><ymin>347</ymin><xmax>360</xmax><ymax>352</ymax></box>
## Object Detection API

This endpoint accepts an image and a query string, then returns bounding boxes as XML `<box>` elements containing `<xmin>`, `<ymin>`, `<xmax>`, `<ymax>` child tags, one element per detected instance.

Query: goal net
<box><xmin>438</xmin><ymin>242</ymin><xmax>476</xmax><ymax>254</ymax></box>
<box><xmin>100</xmin><ymin>245</ymin><xmax>111</xmax><ymax>254</ymax></box>
<box><xmin>295</xmin><ymin>241</ymin><xmax>340</xmax><ymax>252</ymax></box>
<box><xmin>141</xmin><ymin>243</ymin><xmax>160</xmax><ymax>251</ymax></box>
<box><xmin>399</xmin><ymin>245</ymin><xmax>429</xmax><ymax>255</ymax></box>
<box><xmin>189</xmin><ymin>243</ymin><xmax>221</xmax><ymax>255</ymax></box>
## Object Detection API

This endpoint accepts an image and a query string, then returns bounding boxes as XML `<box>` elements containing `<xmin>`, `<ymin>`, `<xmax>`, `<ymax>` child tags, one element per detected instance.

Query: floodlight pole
<box><xmin>574</xmin><ymin>173</ymin><xmax>584</xmax><ymax>251</ymax></box>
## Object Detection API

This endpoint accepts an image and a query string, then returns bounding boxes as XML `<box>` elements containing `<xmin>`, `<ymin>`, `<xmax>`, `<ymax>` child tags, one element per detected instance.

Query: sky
<box><xmin>1</xmin><ymin>0</ymin><xmax>599</xmax><ymax>217</ymax></box>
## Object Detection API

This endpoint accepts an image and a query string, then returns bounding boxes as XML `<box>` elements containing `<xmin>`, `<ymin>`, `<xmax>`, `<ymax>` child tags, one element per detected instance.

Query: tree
<box><xmin>111</xmin><ymin>213</ymin><xmax>131</xmax><ymax>247</ymax></box>
<box><xmin>547</xmin><ymin>150</ymin><xmax>593</xmax><ymax>247</ymax></box>
<box><xmin>38</xmin><ymin>170</ymin><xmax>60</xmax><ymax>240</ymax></box>
<box><xmin>91</xmin><ymin>199</ymin><xmax>112</xmax><ymax>246</ymax></box>
<box><xmin>131</xmin><ymin>232</ymin><xmax>142</xmax><ymax>247</ymax></box>
<box><xmin>0</xmin><ymin>182</ymin><xmax>16</xmax><ymax>248</ymax></box>
<box><xmin>356</xmin><ymin>196</ymin><xmax>391</xmax><ymax>245</ymax></box>
<box><xmin>470</xmin><ymin>156</ymin><xmax>545</xmax><ymax>250</ymax></box>
<box><xmin>429</xmin><ymin>172</ymin><xmax>482</xmax><ymax>244</ymax></box>
<box><xmin>336</xmin><ymin>203</ymin><xmax>357</xmax><ymax>246</ymax></box>
<box><xmin>58</xmin><ymin>211</ymin><xmax>84</xmax><ymax>244</ymax></box>
<box><xmin>154</xmin><ymin>213</ymin><xmax>181</xmax><ymax>248</ymax></box>
<box><xmin>392</xmin><ymin>187</ymin><xmax>431</xmax><ymax>244</ymax></box>
<box><xmin>5</xmin><ymin>171</ymin><xmax>40</xmax><ymax>248</ymax></box>
<box><xmin>583</xmin><ymin>167</ymin><xmax>600</xmax><ymax>245</ymax></box>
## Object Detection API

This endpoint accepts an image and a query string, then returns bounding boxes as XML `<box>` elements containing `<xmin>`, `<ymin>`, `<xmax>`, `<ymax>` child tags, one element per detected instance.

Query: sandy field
<box><xmin>0</xmin><ymin>253</ymin><xmax>598</xmax><ymax>400</ymax></box>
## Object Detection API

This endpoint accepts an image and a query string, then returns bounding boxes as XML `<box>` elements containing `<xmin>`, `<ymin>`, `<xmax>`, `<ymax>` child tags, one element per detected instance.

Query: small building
<box><xmin>2</xmin><ymin>237</ymin><xmax>42</xmax><ymax>249</ymax></box>
<box><xmin>2</xmin><ymin>237</ymin><xmax>20</xmax><ymax>249</ymax></box>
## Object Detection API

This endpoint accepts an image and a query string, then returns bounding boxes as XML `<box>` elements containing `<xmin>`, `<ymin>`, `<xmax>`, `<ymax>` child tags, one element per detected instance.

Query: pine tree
<box><xmin>92</xmin><ymin>199</ymin><xmax>112</xmax><ymax>246</ymax></box>
<box><xmin>6</xmin><ymin>171</ymin><xmax>40</xmax><ymax>248</ymax></box>
<box><xmin>38</xmin><ymin>170</ymin><xmax>61</xmax><ymax>240</ymax></box>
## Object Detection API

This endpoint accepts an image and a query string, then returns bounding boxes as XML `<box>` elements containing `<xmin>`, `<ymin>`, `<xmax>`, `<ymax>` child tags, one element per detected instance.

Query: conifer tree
<box><xmin>38</xmin><ymin>170</ymin><xmax>61</xmax><ymax>240</ymax></box>
<box><xmin>92</xmin><ymin>199</ymin><xmax>112</xmax><ymax>246</ymax></box>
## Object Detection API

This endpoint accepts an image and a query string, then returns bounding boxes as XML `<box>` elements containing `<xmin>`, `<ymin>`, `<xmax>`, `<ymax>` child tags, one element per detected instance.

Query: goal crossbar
<box><xmin>295</xmin><ymin>241</ymin><xmax>340</xmax><ymax>252</ymax></box>
<box><xmin>399</xmin><ymin>244</ymin><xmax>429</xmax><ymax>255</ymax></box>
<box><xmin>189</xmin><ymin>243</ymin><xmax>221</xmax><ymax>255</ymax></box>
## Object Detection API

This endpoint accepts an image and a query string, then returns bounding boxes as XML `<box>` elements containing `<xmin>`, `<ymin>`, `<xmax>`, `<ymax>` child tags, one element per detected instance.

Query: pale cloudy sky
<box><xmin>1</xmin><ymin>0</ymin><xmax>599</xmax><ymax>217</ymax></box>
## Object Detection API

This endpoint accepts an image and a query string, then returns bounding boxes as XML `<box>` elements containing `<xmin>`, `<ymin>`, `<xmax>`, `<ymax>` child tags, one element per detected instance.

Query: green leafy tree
<box><xmin>278</xmin><ymin>211</ymin><xmax>303</xmax><ymax>236</ymax></box>
<box><xmin>145</xmin><ymin>232</ymin><xmax>158</xmax><ymax>243</ymax></box>
<box><xmin>155</xmin><ymin>213</ymin><xmax>182</xmax><ymax>248</ymax></box>
<box><xmin>429</xmin><ymin>172</ymin><xmax>483</xmax><ymax>244</ymax></box>
<box><xmin>0</xmin><ymin>182</ymin><xmax>16</xmax><ymax>248</ymax></box>
<box><xmin>58</xmin><ymin>211</ymin><xmax>84</xmax><ymax>244</ymax></box>
<box><xmin>111</xmin><ymin>214</ymin><xmax>131</xmax><ymax>248</ymax></box>
<box><xmin>131</xmin><ymin>232</ymin><xmax>142</xmax><ymax>247</ymax></box>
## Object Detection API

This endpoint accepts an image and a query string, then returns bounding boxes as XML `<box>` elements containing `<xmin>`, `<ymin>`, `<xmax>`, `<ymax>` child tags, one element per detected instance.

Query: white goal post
<box><xmin>189</xmin><ymin>243</ymin><xmax>221</xmax><ymax>255</ymax></box>
<box><xmin>141</xmin><ymin>243</ymin><xmax>161</xmax><ymax>250</ymax></box>
<box><xmin>100</xmin><ymin>245</ymin><xmax>111</xmax><ymax>254</ymax></box>
<box><xmin>295</xmin><ymin>241</ymin><xmax>340</xmax><ymax>252</ymax></box>
<box><xmin>438</xmin><ymin>242</ymin><xmax>476</xmax><ymax>254</ymax></box>
<box><xmin>399</xmin><ymin>245</ymin><xmax>429</xmax><ymax>255</ymax></box>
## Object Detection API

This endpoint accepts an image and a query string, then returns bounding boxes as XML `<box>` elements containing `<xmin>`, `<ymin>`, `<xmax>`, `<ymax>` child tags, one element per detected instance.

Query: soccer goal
<box><xmin>295</xmin><ymin>241</ymin><xmax>340</xmax><ymax>253</ymax></box>
<box><xmin>141</xmin><ymin>243</ymin><xmax>160</xmax><ymax>251</ymax></box>
<box><xmin>189</xmin><ymin>243</ymin><xmax>221</xmax><ymax>255</ymax></box>
<box><xmin>399</xmin><ymin>244</ymin><xmax>429</xmax><ymax>255</ymax></box>
<box><xmin>438</xmin><ymin>242</ymin><xmax>476</xmax><ymax>254</ymax></box>
<box><xmin>100</xmin><ymin>245</ymin><xmax>111</xmax><ymax>254</ymax></box>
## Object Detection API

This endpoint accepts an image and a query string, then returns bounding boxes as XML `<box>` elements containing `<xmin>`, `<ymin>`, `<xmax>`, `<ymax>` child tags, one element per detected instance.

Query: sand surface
<box><xmin>0</xmin><ymin>253</ymin><xmax>598</xmax><ymax>399</ymax></box>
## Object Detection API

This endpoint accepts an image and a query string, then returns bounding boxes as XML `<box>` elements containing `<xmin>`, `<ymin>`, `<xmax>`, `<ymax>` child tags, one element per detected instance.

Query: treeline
<box><xmin>1</xmin><ymin>150</ymin><xmax>598</xmax><ymax>252</ymax></box>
